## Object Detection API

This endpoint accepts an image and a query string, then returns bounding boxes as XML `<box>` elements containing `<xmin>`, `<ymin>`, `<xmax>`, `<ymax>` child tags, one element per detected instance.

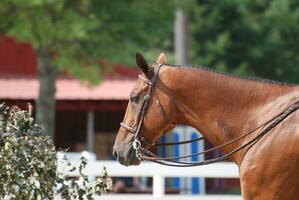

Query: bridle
<box><xmin>120</xmin><ymin>63</ymin><xmax>299</xmax><ymax>167</ymax></box>
<box><xmin>120</xmin><ymin>63</ymin><xmax>174</xmax><ymax>158</ymax></box>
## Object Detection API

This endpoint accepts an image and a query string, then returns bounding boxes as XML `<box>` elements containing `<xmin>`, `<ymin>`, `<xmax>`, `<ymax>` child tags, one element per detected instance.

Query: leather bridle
<box><xmin>120</xmin><ymin>63</ymin><xmax>201</xmax><ymax>158</ymax></box>
<box><xmin>119</xmin><ymin>63</ymin><xmax>299</xmax><ymax>167</ymax></box>
<box><xmin>120</xmin><ymin>63</ymin><xmax>170</xmax><ymax>158</ymax></box>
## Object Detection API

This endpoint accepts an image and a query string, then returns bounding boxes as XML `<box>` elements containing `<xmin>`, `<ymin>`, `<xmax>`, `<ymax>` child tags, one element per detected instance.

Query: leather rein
<box><xmin>120</xmin><ymin>64</ymin><xmax>299</xmax><ymax>167</ymax></box>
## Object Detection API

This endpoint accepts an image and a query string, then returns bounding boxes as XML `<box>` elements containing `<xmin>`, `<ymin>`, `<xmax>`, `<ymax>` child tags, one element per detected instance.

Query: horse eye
<box><xmin>130</xmin><ymin>95</ymin><xmax>139</xmax><ymax>103</ymax></box>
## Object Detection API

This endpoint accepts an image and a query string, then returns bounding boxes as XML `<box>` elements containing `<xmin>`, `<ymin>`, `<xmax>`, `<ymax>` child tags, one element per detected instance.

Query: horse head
<box><xmin>113</xmin><ymin>53</ymin><xmax>176</xmax><ymax>166</ymax></box>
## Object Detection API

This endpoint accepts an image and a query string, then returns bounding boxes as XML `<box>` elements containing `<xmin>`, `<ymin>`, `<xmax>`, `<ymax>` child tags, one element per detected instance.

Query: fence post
<box><xmin>86</xmin><ymin>111</ymin><xmax>94</xmax><ymax>152</ymax></box>
<box><xmin>153</xmin><ymin>174</ymin><xmax>165</xmax><ymax>198</ymax></box>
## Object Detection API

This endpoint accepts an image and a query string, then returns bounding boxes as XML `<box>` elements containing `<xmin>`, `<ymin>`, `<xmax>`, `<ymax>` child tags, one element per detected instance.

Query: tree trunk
<box><xmin>36</xmin><ymin>48</ymin><xmax>57</xmax><ymax>140</ymax></box>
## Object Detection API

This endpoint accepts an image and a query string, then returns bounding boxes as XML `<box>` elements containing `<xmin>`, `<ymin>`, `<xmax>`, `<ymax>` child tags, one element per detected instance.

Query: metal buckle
<box><xmin>132</xmin><ymin>138</ymin><xmax>141</xmax><ymax>150</ymax></box>
<box><xmin>133</xmin><ymin>138</ymin><xmax>142</xmax><ymax>160</ymax></box>
<box><xmin>135</xmin><ymin>150</ymin><xmax>142</xmax><ymax>160</ymax></box>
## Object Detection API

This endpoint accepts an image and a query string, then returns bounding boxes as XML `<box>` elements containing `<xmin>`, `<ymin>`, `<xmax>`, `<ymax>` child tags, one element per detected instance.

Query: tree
<box><xmin>0</xmin><ymin>0</ymin><xmax>102</xmax><ymax>139</ymax></box>
<box><xmin>190</xmin><ymin>0</ymin><xmax>299</xmax><ymax>83</ymax></box>
<box><xmin>90</xmin><ymin>0</ymin><xmax>176</xmax><ymax>65</ymax></box>
<box><xmin>0</xmin><ymin>0</ymin><xmax>176</xmax><ymax>139</ymax></box>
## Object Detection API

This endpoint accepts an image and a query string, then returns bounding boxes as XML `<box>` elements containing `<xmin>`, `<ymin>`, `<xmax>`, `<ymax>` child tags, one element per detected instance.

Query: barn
<box><xmin>0</xmin><ymin>36</ymin><xmax>137</xmax><ymax>159</ymax></box>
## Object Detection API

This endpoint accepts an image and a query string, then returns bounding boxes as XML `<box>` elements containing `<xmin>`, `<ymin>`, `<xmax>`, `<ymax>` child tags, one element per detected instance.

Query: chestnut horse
<box><xmin>113</xmin><ymin>53</ymin><xmax>299</xmax><ymax>199</ymax></box>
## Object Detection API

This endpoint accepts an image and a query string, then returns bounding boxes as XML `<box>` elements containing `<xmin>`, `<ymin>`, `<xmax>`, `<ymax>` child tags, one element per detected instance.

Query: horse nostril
<box><xmin>112</xmin><ymin>149</ymin><xmax>118</xmax><ymax>159</ymax></box>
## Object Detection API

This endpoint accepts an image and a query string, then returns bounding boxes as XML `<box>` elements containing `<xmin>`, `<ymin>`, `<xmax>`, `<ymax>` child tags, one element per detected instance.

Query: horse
<box><xmin>113</xmin><ymin>53</ymin><xmax>299</xmax><ymax>199</ymax></box>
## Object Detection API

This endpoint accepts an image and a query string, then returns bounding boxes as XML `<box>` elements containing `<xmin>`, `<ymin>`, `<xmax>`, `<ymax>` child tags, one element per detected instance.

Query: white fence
<box><xmin>58</xmin><ymin>154</ymin><xmax>242</xmax><ymax>200</ymax></box>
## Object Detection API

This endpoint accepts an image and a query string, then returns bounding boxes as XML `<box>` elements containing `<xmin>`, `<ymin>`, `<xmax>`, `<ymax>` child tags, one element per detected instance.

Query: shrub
<box><xmin>0</xmin><ymin>104</ymin><xmax>112</xmax><ymax>199</ymax></box>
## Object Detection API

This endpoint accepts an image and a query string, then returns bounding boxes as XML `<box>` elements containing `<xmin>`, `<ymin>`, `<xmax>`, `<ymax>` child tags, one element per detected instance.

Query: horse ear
<box><xmin>136</xmin><ymin>53</ymin><xmax>153</xmax><ymax>78</ymax></box>
<box><xmin>156</xmin><ymin>52</ymin><xmax>167</xmax><ymax>64</ymax></box>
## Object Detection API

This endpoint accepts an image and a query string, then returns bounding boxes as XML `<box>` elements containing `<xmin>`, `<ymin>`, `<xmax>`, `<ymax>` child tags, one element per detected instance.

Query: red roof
<box><xmin>0</xmin><ymin>36</ymin><xmax>140</xmax><ymax>101</ymax></box>
<box><xmin>0</xmin><ymin>77</ymin><xmax>137</xmax><ymax>100</ymax></box>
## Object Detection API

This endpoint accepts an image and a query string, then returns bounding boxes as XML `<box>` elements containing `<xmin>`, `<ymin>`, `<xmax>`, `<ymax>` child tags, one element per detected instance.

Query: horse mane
<box><xmin>166</xmin><ymin>64</ymin><xmax>297</xmax><ymax>87</ymax></box>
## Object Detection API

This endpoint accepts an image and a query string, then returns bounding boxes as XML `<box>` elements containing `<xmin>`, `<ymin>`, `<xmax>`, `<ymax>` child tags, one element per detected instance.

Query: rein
<box><xmin>141</xmin><ymin>101</ymin><xmax>299</xmax><ymax>166</ymax></box>
<box><xmin>120</xmin><ymin>64</ymin><xmax>299</xmax><ymax>167</ymax></box>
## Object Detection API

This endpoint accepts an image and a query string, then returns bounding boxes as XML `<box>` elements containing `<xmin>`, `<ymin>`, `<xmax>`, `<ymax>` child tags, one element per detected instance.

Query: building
<box><xmin>0</xmin><ymin>36</ymin><xmax>137</xmax><ymax>159</ymax></box>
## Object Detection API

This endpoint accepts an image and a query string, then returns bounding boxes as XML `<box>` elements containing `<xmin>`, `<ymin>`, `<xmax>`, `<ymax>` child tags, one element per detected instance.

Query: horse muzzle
<box><xmin>112</xmin><ymin>142</ymin><xmax>141</xmax><ymax>166</ymax></box>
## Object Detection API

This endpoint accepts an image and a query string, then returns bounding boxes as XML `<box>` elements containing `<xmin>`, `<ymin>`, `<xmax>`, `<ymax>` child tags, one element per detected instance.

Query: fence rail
<box><xmin>58</xmin><ymin>157</ymin><xmax>242</xmax><ymax>199</ymax></box>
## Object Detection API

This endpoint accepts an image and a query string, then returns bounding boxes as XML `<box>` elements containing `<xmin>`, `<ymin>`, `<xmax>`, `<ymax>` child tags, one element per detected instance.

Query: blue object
<box><xmin>173</xmin><ymin>132</ymin><xmax>180</xmax><ymax>189</ymax></box>
<box><xmin>191</xmin><ymin>132</ymin><xmax>202</xmax><ymax>194</ymax></box>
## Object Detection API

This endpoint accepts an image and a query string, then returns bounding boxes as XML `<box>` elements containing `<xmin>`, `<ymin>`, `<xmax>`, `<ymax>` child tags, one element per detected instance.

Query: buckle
<box><xmin>132</xmin><ymin>138</ymin><xmax>141</xmax><ymax>150</ymax></box>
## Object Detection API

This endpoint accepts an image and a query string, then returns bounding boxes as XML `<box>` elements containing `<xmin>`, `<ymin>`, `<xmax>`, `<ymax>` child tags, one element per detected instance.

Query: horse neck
<box><xmin>161</xmin><ymin>66</ymin><xmax>294</xmax><ymax>163</ymax></box>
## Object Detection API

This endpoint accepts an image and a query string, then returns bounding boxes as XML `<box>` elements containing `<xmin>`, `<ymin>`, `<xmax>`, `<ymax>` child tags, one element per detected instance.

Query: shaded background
<box><xmin>0</xmin><ymin>0</ymin><xmax>298</xmax><ymax>196</ymax></box>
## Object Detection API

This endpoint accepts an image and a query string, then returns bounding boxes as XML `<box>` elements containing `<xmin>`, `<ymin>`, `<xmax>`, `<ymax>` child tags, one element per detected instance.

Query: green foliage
<box><xmin>0</xmin><ymin>104</ymin><xmax>56</xmax><ymax>199</ymax></box>
<box><xmin>0</xmin><ymin>0</ymin><xmax>102</xmax><ymax>83</ymax></box>
<box><xmin>0</xmin><ymin>104</ymin><xmax>112</xmax><ymax>199</ymax></box>
<box><xmin>190</xmin><ymin>0</ymin><xmax>299</xmax><ymax>83</ymax></box>
<box><xmin>56</xmin><ymin>156</ymin><xmax>112</xmax><ymax>200</ymax></box>
<box><xmin>91</xmin><ymin>0</ymin><xmax>177</xmax><ymax>65</ymax></box>
<box><xmin>1</xmin><ymin>0</ymin><xmax>298</xmax><ymax>81</ymax></box>
<box><xmin>0</xmin><ymin>0</ymin><xmax>178</xmax><ymax>80</ymax></box>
